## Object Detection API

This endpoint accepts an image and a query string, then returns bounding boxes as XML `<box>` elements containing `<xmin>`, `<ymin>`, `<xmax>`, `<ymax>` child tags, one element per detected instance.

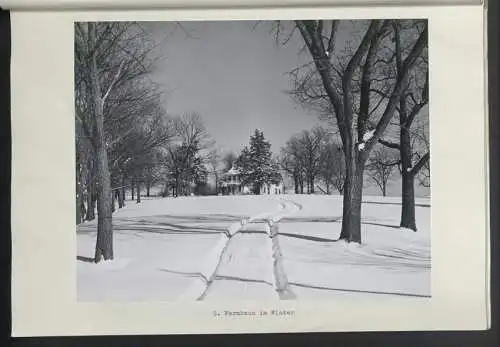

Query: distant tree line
<box><xmin>280</xmin><ymin>126</ymin><xmax>344</xmax><ymax>195</ymax></box>
<box><xmin>75</xmin><ymin>22</ymin><xmax>215</xmax><ymax>262</ymax></box>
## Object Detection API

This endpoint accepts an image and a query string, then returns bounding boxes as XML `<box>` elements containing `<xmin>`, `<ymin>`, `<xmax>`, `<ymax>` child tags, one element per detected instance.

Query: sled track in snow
<box><xmin>194</xmin><ymin>197</ymin><xmax>302</xmax><ymax>301</ymax></box>
<box><xmin>268</xmin><ymin>198</ymin><xmax>302</xmax><ymax>300</ymax></box>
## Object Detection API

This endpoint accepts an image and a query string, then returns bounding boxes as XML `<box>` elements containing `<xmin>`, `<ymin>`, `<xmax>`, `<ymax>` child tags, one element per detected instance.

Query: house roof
<box><xmin>225</xmin><ymin>166</ymin><xmax>240</xmax><ymax>176</ymax></box>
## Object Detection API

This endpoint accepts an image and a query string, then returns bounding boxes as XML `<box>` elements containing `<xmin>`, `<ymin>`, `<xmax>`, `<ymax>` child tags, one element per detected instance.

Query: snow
<box><xmin>201</xmin><ymin>232</ymin><xmax>278</xmax><ymax>301</ymax></box>
<box><xmin>358</xmin><ymin>143</ymin><xmax>365</xmax><ymax>151</ymax></box>
<box><xmin>77</xmin><ymin>196</ymin><xmax>279</xmax><ymax>301</ymax></box>
<box><xmin>226</xmin><ymin>166</ymin><xmax>240</xmax><ymax>176</ymax></box>
<box><xmin>277</xmin><ymin>195</ymin><xmax>430</xmax><ymax>298</ymax></box>
<box><xmin>77</xmin><ymin>194</ymin><xmax>430</xmax><ymax>301</ymax></box>
<box><xmin>362</xmin><ymin>129</ymin><xmax>375</xmax><ymax>142</ymax></box>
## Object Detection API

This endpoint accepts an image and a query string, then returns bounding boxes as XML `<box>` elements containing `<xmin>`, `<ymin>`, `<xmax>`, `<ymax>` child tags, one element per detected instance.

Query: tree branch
<box><xmin>378</xmin><ymin>138</ymin><xmax>401</xmax><ymax>150</ymax></box>
<box><xmin>295</xmin><ymin>20</ymin><xmax>344</xmax><ymax>128</ymax></box>
<box><xmin>343</xmin><ymin>20</ymin><xmax>383</xmax><ymax>88</ymax></box>
<box><xmin>358</xmin><ymin>23</ymin><xmax>386</xmax><ymax>141</ymax></box>
<box><xmin>405</xmin><ymin>70</ymin><xmax>429</xmax><ymax>128</ymax></box>
<box><xmin>364</xmin><ymin>24</ymin><xmax>428</xmax><ymax>153</ymax></box>
<box><xmin>103</xmin><ymin>60</ymin><xmax>125</xmax><ymax>102</ymax></box>
<box><xmin>410</xmin><ymin>151</ymin><xmax>430</xmax><ymax>176</ymax></box>
<box><xmin>326</xmin><ymin>20</ymin><xmax>338</xmax><ymax>55</ymax></box>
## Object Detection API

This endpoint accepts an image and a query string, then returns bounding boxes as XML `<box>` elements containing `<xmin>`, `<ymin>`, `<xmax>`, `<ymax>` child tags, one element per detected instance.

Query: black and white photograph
<box><xmin>75</xmin><ymin>19</ymin><xmax>430</xmax><ymax>302</ymax></box>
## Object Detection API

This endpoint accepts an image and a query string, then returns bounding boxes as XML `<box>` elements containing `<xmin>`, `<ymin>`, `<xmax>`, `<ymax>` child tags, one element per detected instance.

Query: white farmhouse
<box><xmin>220</xmin><ymin>166</ymin><xmax>284</xmax><ymax>195</ymax></box>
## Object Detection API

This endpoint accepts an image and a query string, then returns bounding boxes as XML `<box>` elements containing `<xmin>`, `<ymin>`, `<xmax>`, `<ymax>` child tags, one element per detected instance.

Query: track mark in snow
<box><xmin>199</xmin><ymin>232</ymin><xmax>276</xmax><ymax>301</ymax></box>
<box><xmin>213</xmin><ymin>274</ymin><xmax>274</xmax><ymax>286</ymax></box>
<box><xmin>177</xmin><ymin>218</ymin><xmax>244</xmax><ymax>301</ymax></box>
<box><xmin>278</xmin><ymin>232</ymin><xmax>338</xmax><ymax>243</ymax></box>
<box><xmin>196</xmin><ymin>197</ymin><xmax>302</xmax><ymax>301</ymax></box>
<box><xmin>289</xmin><ymin>282</ymin><xmax>431</xmax><ymax>298</ymax></box>
<box><xmin>267</xmin><ymin>198</ymin><xmax>302</xmax><ymax>300</ymax></box>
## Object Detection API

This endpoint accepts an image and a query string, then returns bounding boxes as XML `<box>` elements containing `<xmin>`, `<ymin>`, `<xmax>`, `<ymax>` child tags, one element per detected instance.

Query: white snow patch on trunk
<box><xmin>362</xmin><ymin>129</ymin><xmax>375</xmax><ymax>142</ymax></box>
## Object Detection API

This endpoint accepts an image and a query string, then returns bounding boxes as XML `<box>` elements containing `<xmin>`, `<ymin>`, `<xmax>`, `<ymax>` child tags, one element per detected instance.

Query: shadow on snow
<box><xmin>77</xmin><ymin>213</ymin><xmax>246</xmax><ymax>236</ymax></box>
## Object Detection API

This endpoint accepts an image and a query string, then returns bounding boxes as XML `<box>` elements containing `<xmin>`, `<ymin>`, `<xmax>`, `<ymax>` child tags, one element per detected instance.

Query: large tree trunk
<box><xmin>400</xmin><ymin>171</ymin><xmax>416</xmax><ymax>230</ymax></box>
<box><xmin>310</xmin><ymin>177</ymin><xmax>315</xmax><ymax>194</ymax></box>
<box><xmin>400</xmin><ymin>127</ymin><xmax>417</xmax><ymax>230</ymax></box>
<box><xmin>146</xmin><ymin>181</ymin><xmax>151</xmax><ymax>197</ymax></box>
<box><xmin>395</xmin><ymin>22</ymin><xmax>418</xmax><ymax>232</ymax></box>
<box><xmin>89</xmin><ymin>23</ymin><xmax>113</xmax><ymax>262</ymax></box>
<box><xmin>339</xmin><ymin>158</ymin><xmax>365</xmax><ymax>243</ymax></box>
<box><xmin>93</xmin><ymin>139</ymin><xmax>113</xmax><ymax>262</ymax></box>
<box><xmin>85</xmin><ymin>181</ymin><xmax>96</xmax><ymax>221</ymax></box>
<box><xmin>93</xmin><ymin>121</ymin><xmax>113</xmax><ymax>262</ymax></box>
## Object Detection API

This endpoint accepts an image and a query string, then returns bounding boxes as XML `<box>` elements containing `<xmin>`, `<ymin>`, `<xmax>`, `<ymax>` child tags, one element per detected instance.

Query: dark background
<box><xmin>1</xmin><ymin>2</ymin><xmax>498</xmax><ymax>346</ymax></box>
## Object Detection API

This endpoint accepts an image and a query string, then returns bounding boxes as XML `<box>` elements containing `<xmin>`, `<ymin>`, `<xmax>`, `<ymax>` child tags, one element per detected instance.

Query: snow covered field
<box><xmin>77</xmin><ymin>194</ymin><xmax>430</xmax><ymax>301</ymax></box>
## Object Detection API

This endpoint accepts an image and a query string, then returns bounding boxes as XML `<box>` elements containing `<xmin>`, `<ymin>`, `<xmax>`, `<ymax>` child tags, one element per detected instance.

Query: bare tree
<box><xmin>281</xmin><ymin>128</ymin><xmax>343</xmax><ymax>196</ymax></box>
<box><xmin>280</xmin><ymin>135</ymin><xmax>306</xmax><ymax>194</ymax></box>
<box><xmin>208</xmin><ymin>148</ymin><xmax>222</xmax><ymax>195</ymax></box>
<box><xmin>162</xmin><ymin>112</ymin><xmax>213</xmax><ymax>197</ymax></box>
<box><xmin>296</xmin><ymin>126</ymin><xmax>330</xmax><ymax>194</ymax></box>
<box><xmin>75</xmin><ymin>22</ymin><xmax>161</xmax><ymax>261</ymax></box>
<box><xmin>377</xmin><ymin>21</ymin><xmax>429</xmax><ymax>230</ymax></box>
<box><xmin>290</xmin><ymin>20</ymin><xmax>427</xmax><ymax>243</ymax></box>
<box><xmin>109</xmin><ymin>102</ymin><xmax>173</xmax><ymax>204</ymax></box>
<box><xmin>366</xmin><ymin>146</ymin><xmax>399</xmax><ymax>196</ymax></box>
<box><xmin>174</xmin><ymin>112</ymin><xmax>213</xmax><ymax>150</ymax></box>
<box><xmin>318</xmin><ymin>141</ymin><xmax>345</xmax><ymax>195</ymax></box>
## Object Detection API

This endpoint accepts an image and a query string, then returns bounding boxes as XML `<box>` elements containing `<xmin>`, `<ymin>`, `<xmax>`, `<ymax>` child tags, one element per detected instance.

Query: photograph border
<box><xmin>4</xmin><ymin>2</ymin><xmax>492</xmax><ymax>342</ymax></box>
<box><xmin>73</xmin><ymin>17</ymin><xmax>432</xmax><ymax>303</ymax></box>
